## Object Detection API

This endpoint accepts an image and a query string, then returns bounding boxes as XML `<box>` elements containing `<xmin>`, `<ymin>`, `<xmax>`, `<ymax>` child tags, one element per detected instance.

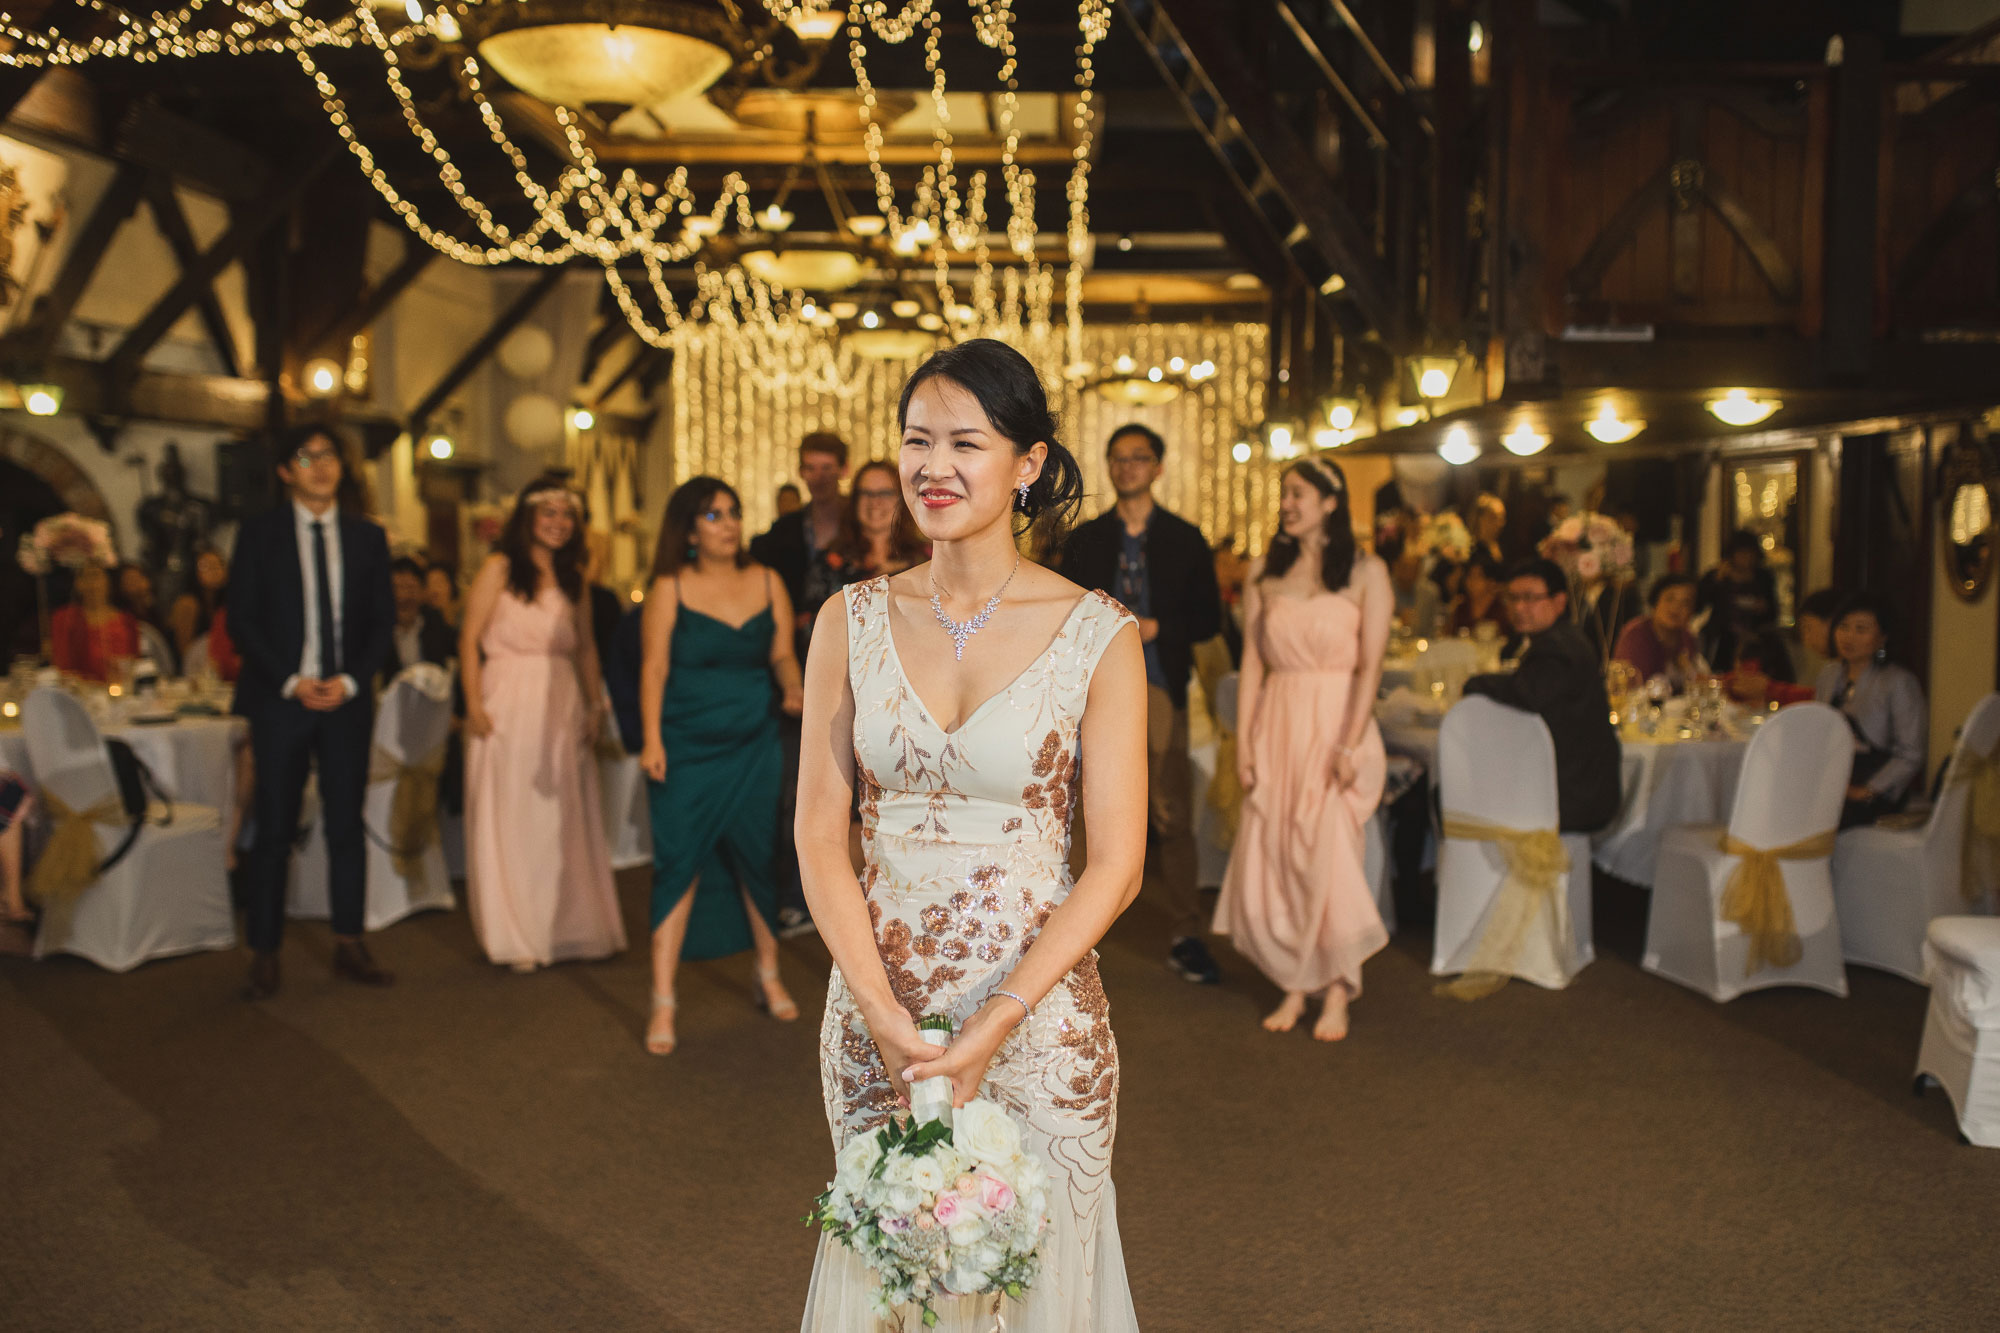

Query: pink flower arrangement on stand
<box><xmin>1539</xmin><ymin>513</ymin><xmax>1636</xmax><ymax>664</ymax></box>
<box><xmin>14</xmin><ymin>513</ymin><xmax>117</xmax><ymax>664</ymax></box>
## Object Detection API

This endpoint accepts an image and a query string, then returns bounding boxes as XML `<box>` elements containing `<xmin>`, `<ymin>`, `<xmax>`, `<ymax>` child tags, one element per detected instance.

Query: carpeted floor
<box><xmin>3</xmin><ymin>870</ymin><xmax>1996</xmax><ymax>1332</ymax></box>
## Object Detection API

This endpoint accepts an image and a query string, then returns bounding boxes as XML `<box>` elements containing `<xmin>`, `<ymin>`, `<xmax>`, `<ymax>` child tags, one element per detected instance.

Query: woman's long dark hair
<box><xmin>1262</xmin><ymin>458</ymin><xmax>1357</xmax><ymax>592</ymax></box>
<box><xmin>650</xmin><ymin>476</ymin><xmax>752</xmax><ymax>580</ymax></box>
<box><xmin>835</xmin><ymin>458</ymin><xmax>927</xmax><ymax>573</ymax></box>
<box><xmin>498</xmin><ymin>473</ymin><xmax>587</xmax><ymax>603</ymax></box>
<box><xmin>895</xmin><ymin>338</ymin><xmax>1085</xmax><ymax>558</ymax></box>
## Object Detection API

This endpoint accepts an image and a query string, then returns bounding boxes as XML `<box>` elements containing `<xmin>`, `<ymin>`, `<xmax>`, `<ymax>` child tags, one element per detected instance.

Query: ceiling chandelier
<box><xmin>473</xmin><ymin>0</ymin><xmax>740</xmax><ymax>109</ymax></box>
<box><xmin>0</xmin><ymin>0</ymin><xmax>1105</xmax><ymax>374</ymax></box>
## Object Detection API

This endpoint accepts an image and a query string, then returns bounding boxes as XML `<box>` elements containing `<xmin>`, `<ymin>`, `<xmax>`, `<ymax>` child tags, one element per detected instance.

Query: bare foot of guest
<box><xmin>1312</xmin><ymin>982</ymin><xmax>1351</xmax><ymax>1042</ymax></box>
<box><xmin>1262</xmin><ymin>990</ymin><xmax>1307</xmax><ymax>1032</ymax></box>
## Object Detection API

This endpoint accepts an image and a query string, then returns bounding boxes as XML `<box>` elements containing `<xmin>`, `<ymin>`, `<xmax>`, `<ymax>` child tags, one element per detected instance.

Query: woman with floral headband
<box><xmin>460</xmin><ymin>475</ymin><xmax>625</xmax><ymax>973</ymax></box>
<box><xmin>1214</xmin><ymin>455</ymin><xmax>1392</xmax><ymax>1042</ymax></box>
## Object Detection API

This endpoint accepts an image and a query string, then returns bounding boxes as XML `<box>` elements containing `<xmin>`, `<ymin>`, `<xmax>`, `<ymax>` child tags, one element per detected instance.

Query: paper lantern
<box><xmin>497</xmin><ymin>326</ymin><xmax>555</xmax><ymax>381</ymax></box>
<box><xmin>505</xmin><ymin>392</ymin><xmax>565</xmax><ymax>451</ymax></box>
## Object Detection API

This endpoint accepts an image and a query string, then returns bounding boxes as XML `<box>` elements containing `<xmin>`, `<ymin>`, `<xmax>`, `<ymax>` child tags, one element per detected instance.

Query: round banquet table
<box><xmin>1372</xmin><ymin>700</ymin><xmax>1755</xmax><ymax>890</ymax></box>
<box><xmin>0</xmin><ymin>709</ymin><xmax>248</xmax><ymax>813</ymax></box>
<box><xmin>1592</xmin><ymin>732</ymin><xmax>1750</xmax><ymax>887</ymax></box>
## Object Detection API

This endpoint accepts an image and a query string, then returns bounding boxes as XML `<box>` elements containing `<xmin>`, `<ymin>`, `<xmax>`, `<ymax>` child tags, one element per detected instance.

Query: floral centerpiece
<box><xmin>15</xmin><ymin>513</ymin><xmax>116</xmax><ymax>664</ymax></box>
<box><xmin>15</xmin><ymin>512</ymin><xmax>115</xmax><ymax>576</ymax></box>
<box><xmin>1420</xmin><ymin>511</ymin><xmax>1473</xmax><ymax>564</ymax></box>
<box><xmin>806</xmin><ymin>1014</ymin><xmax>1053</xmax><ymax>1328</ymax></box>
<box><xmin>1538</xmin><ymin>511</ymin><xmax>1634</xmax><ymax>588</ymax></box>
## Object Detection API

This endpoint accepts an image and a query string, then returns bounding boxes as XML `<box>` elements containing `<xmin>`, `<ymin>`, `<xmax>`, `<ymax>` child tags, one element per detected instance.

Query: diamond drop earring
<box><xmin>1016</xmin><ymin>482</ymin><xmax>1031</xmax><ymax>510</ymax></box>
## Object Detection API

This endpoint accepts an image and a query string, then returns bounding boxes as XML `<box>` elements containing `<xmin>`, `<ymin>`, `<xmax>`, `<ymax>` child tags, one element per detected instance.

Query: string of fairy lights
<box><xmin>0</xmin><ymin>0</ymin><xmax>1105</xmax><ymax>381</ymax></box>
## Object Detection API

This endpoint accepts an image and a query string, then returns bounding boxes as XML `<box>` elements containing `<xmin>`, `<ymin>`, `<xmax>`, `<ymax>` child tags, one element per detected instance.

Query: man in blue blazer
<box><xmin>228</xmin><ymin>424</ymin><xmax>395</xmax><ymax>999</ymax></box>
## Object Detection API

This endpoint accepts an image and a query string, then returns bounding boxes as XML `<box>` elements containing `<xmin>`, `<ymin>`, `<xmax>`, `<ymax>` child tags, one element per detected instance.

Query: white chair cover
<box><xmin>600</xmin><ymin>750</ymin><xmax>653</xmax><ymax>870</ymax></box>
<box><xmin>1643</xmin><ymin>702</ymin><xmax>1852</xmax><ymax>1001</ymax></box>
<box><xmin>21</xmin><ymin>688</ymin><xmax>232</xmax><ymax>971</ymax></box>
<box><xmin>1916</xmin><ymin>915</ymin><xmax>2000</xmax><ymax>1147</ymax></box>
<box><xmin>289</xmin><ymin>668</ymin><xmax>456</xmax><ymax>930</ymax></box>
<box><xmin>1834</xmin><ymin>694</ymin><xmax>2000</xmax><ymax>982</ymax></box>
<box><xmin>1431</xmin><ymin>696</ymin><xmax>1593</xmax><ymax>989</ymax></box>
<box><xmin>180</xmin><ymin>634</ymin><xmax>211</xmax><ymax>681</ymax></box>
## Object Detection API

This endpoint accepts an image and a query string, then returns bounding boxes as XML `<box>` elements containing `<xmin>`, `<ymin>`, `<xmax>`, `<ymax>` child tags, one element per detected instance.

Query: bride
<box><xmin>797</xmin><ymin>339</ymin><xmax>1148</xmax><ymax>1331</ymax></box>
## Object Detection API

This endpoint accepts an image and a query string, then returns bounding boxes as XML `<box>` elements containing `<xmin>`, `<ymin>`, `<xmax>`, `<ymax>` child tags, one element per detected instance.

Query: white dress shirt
<box><xmin>393</xmin><ymin>616</ymin><xmax>423</xmax><ymax>675</ymax></box>
<box><xmin>284</xmin><ymin>499</ymin><xmax>358</xmax><ymax>701</ymax></box>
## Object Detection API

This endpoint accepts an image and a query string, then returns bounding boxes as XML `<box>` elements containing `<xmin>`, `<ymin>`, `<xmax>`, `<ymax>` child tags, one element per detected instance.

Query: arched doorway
<box><xmin>1</xmin><ymin>457</ymin><xmax>65</xmax><ymax>664</ymax></box>
<box><xmin>0</xmin><ymin>426</ymin><xmax>114</xmax><ymax>666</ymax></box>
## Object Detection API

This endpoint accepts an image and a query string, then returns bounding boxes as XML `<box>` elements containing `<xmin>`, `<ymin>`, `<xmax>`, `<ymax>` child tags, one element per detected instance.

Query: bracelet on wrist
<box><xmin>993</xmin><ymin>989</ymin><xmax>1032</xmax><ymax>1023</ymax></box>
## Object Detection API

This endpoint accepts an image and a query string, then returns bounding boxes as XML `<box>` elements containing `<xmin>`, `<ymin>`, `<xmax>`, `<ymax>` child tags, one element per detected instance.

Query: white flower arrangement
<box><xmin>806</xmin><ymin>1017</ymin><xmax>1052</xmax><ymax>1328</ymax></box>
<box><xmin>16</xmin><ymin>512</ymin><xmax>116</xmax><ymax>575</ymax></box>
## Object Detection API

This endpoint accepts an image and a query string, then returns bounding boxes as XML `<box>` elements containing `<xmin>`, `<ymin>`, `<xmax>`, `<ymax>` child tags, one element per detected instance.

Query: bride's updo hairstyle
<box><xmin>896</xmin><ymin>337</ymin><xmax>1086</xmax><ymax>558</ymax></box>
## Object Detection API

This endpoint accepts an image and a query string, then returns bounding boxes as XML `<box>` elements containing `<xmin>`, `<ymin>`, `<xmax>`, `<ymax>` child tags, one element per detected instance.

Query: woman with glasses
<box><xmin>460</xmin><ymin>475</ymin><xmax>625</xmax><ymax>974</ymax></box>
<box><xmin>1214</xmin><ymin>456</ymin><xmax>1392</xmax><ymax>1042</ymax></box>
<box><xmin>829</xmin><ymin>457</ymin><xmax>928</xmax><ymax>583</ymax></box>
<box><xmin>638</xmin><ymin>477</ymin><xmax>805</xmax><ymax>1055</ymax></box>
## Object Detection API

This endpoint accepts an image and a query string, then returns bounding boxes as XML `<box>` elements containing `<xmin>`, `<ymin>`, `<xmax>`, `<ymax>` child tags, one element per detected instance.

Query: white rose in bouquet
<box><xmin>954</xmin><ymin>1099</ymin><xmax>1023</xmax><ymax>1168</ymax></box>
<box><xmin>887</xmin><ymin>1180</ymin><xmax>923</xmax><ymax>1215</ymax></box>
<box><xmin>945</xmin><ymin>1213</ymin><xmax>988</xmax><ymax>1248</ymax></box>
<box><xmin>909</xmin><ymin>1156</ymin><xmax>948</xmax><ymax>1194</ymax></box>
<box><xmin>835</xmin><ymin>1132</ymin><xmax>883</xmax><ymax>1181</ymax></box>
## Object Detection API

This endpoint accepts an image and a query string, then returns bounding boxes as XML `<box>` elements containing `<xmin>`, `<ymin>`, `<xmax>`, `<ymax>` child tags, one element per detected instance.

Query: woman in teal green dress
<box><xmin>639</xmin><ymin>477</ymin><xmax>805</xmax><ymax>1055</ymax></box>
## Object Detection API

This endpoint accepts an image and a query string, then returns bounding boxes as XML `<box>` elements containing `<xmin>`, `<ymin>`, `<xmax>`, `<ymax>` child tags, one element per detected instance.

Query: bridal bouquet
<box><xmin>807</xmin><ymin>1017</ymin><xmax>1052</xmax><ymax>1327</ymax></box>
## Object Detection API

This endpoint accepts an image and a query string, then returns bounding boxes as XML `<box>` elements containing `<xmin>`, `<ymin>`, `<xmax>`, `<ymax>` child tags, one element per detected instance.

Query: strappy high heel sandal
<box><xmin>645</xmin><ymin>993</ymin><xmax>677</xmax><ymax>1055</ymax></box>
<box><xmin>754</xmin><ymin>964</ymin><xmax>799</xmax><ymax>1022</ymax></box>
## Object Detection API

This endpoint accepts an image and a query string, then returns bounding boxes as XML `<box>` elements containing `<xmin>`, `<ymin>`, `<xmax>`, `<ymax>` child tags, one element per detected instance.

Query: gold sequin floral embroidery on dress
<box><xmin>801</xmin><ymin>578</ymin><xmax>1142</xmax><ymax>1333</ymax></box>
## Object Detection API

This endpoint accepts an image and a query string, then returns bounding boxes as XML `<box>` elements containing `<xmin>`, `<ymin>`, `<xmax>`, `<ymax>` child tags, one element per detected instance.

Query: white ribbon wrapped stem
<box><xmin>908</xmin><ymin>1028</ymin><xmax>954</xmax><ymax>1130</ymax></box>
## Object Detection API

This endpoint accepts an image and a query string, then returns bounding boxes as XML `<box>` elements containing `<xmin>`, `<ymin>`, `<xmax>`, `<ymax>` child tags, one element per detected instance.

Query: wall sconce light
<box><xmin>1584</xmin><ymin>407</ymin><xmax>1646</xmax><ymax>444</ymax></box>
<box><xmin>1705</xmin><ymin>389</ymin><xmax>1781</xmax><ymax>427</ymax></box>
<box><xmin>1502</xmin><ymin>425</ymin><xmax>1550</xmax><ymax>457</ymax></box>
<box><xmin>1438</xmin><ymin>425</ymin><xmax>1479</xmax><ymax>465</ymax></box>
<box><xmin>21</xmin><ymin>384</ymin><xmax>62</xmax><ymax>416</ymax></box>
<box><xmin>303</xmin><ymin>357</ymin><xmax>342</xmax><ymax>399</ymax></box>
<box><xmin>425</xmin><ymin>432</ymin><xmax>455</xmax><ymax>460</ymax></box>
<box><xmin>569</xmin><ymin>406</ymin><xmax>596</xmax><ymax>431</ymax></box>
<box><xmin>1411</xmin><ymin>353</ymin><xmax>1460</xmax><ymax>400</ymax></box>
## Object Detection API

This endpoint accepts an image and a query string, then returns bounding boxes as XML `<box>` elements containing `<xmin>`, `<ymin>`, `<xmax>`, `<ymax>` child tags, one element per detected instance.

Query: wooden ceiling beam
<box><xmin>407</xmin><ymin>266</ymin><xmax>567</xmax><ymax>434</ymax></box>
<box><xmin>300</xmin><ymin>240</ymin><xmax>436</xmax><ymax>358</ymax></box>
<box><xmin>140</xmin><ymin>171</ymin><xmax>242</xmax><ymax>378</ymax></box>
<box><xmin>106</xmin><ymin>138</ymin><xmax>341</xmax><ymax>389</ymax></box>
<box><xmin>1</xmin><ymin>159</ymin><xmax>145</xmax><ymax>368</ymax></box>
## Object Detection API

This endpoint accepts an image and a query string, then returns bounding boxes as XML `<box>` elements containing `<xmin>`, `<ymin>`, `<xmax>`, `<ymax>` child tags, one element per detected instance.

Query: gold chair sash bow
<box><xmin>1947</xmin><ymin>746</ymin><xmax>2000</xmax><ymax>904</ymax></box>
<box><xmin>368</xmin><ymin>743</ymin><xmax>445</xmax><ymax>881</ymax></box>
<box><xmin>1717</xmin><ymin>829</ymin><xmax>1837</xmax><ymax>975</ymax></box>
<box><xmin>24</xmin><ymin>789</ymin><xmax>126</xmax><ymax>906</ymax></box>
<box><xmin>1436</xmin><ymin>814</ymin><xmax>1572</xmax><ymax>1000</ymax></box>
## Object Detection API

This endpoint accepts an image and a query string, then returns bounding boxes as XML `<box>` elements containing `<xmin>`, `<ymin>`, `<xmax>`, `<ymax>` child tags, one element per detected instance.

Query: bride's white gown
<box><xmin>803</xmin><ymin>578</ymin><xmax>1142</xmax><ymax>1332</ymax></box>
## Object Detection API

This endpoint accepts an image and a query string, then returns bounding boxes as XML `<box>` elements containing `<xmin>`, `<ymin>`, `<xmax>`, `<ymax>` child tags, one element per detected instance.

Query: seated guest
<box><xmin>168</xmin><ymin>547</ymin><xmax>230</xmax><ymax>655</ymax></box>
<box><xmin>50</xmin><ymin>563</ymin><xmax>138</xmax><ymax>681</ymax></box>
<box><xmin>1446</xmin><ymin>550</ymin><xmax>1507</xmax><ymax>636</ymax></box>
<box><xmin>114</xmin><ymin>563</ymin><xmax>178</xmax><ymax>673</ymax></box>
<box><xmin>1613</xmin><ymin>573</ymin><xmax>1707</xmax><ymax>694</ymax></box>
<box><xmin>1463</xmin><ymin>558</ymin><xmax>1622</xmax><ymax>833</ymax></box>
<box><xmin>208</xmin><ymin>607</ymin><xmax>242</xmax><ymax>682</ymax></box>
<box><xmin>1815</xmin><ymin>595</ymin><xmax>1926</xmax><ymax>828</ymax></box>
<box><xmin>424</xmin><ymin>561</ymin><xmax>461</xmax><ymax>630</ymax></box>
<box><xmin>1470</xmin><ymin>493</ymin><xmax>1508</xmax><ymax>567</ymax></box>
<box><xmin>1697</xmin><ymin>529</ymin><xmax>1778</xmax><ymax>671</ymax></box>
<box><xmin>383</xmin><ymin>556</ymin><xmax>456</xmax><ymax>686</ymax></box>
<box><xmin>1789</xmin><ymin>586</ymin><xmax>1842</xmax><ymax>686</ymax></box>
<box><xmin>1415</xmin><ymin>556</ymin><xmax>1460</xmax><ymax>638</ymax></box>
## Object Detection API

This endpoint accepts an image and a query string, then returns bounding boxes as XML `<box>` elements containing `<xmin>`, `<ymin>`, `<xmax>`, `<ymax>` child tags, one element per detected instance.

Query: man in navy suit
<box><xmin>228</xmin><ymin>424</ymin><xmax>395</xmax><ymax>999</ymax></box>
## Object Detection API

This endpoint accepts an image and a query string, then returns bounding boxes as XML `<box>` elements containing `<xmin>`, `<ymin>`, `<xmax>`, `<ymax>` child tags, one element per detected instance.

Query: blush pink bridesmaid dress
<box><xmin>465</xmin><ymin>586</ymin><xmax>626</xmax><ymax>968</ymax></box>
<box><xmin>1213</xmin><ymin>590</ymin><xmax>1388</xmax><ymax>996</ymax></box>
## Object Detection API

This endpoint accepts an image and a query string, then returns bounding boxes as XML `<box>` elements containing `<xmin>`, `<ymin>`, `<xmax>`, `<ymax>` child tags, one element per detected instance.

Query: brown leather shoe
<box><xmin>332</xmin><ymin>939</ymin><xmax>394</xmax><ymax>987</ymax></box>
<box><xmin>242</xmin><ymin>950</ymin><xmax>280</xmax><ymax>1001</ymax></box>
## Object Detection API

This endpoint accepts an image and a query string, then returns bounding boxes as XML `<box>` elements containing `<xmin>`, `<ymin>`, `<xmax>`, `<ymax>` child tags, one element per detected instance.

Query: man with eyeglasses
<box><xmin>227</xmin><ymin>424</ymin><xmax>395</xmax><ymax>999</ymax></box>
<box><xmin>1462</xmin><ymin>557</ymin><xmax>1622</xmax><ymax>833</ymax></box>
<box><xmin>1060</xmin><ymin>423</ymin><xmax>1225</xmax><ymax>984</ymax></box>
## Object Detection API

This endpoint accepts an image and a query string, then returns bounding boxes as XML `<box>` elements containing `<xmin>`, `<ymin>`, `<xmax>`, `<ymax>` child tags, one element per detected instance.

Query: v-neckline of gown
<box><xmin>883</xmin><ymin>587</ymin><xmax>1091</xmax><ymax>738</ymax></box>
<box><xmin>681</xmin><ymin>604</ymin><xmax>773</xmax><ymax>634</ymax></box>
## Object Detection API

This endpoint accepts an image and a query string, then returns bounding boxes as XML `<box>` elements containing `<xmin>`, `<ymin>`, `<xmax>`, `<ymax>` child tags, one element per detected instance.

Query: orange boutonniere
<box><xmin>824</xmin><ymin>551</ymin><xmax>845</xmax><ymax>571</ymax></box>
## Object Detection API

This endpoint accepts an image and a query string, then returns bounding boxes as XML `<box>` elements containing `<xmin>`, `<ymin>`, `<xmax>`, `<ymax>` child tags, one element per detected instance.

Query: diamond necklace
<box><xmin>929</xmin><ymin>556</ymin><xmax>1021</xmax><ymax>660</ymax></box>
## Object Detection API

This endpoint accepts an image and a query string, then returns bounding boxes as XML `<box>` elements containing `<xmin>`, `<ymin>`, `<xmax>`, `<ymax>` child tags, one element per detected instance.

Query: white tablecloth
<box><xmin>0</xmin><ymin>712</ymin><xmax>247</xmax><ymax>812</ymax></box>
<box><xmin>1371</xmin><ymin>701</ymin><xmax>1753</xmax><ymax>890</ymax></box>
<box><xmin>1592</xmin><ymin>733</ymin><xmax>1749</xmax><ymax>887</ymax></box>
